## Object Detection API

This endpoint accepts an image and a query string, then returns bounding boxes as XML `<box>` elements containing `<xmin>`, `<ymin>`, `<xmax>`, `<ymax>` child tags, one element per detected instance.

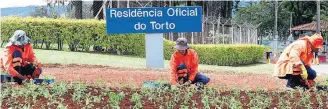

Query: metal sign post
<box><xmin>145</xmin><ymin>33</ymin><xmax>164</xmax><ymax>68</ymax></box>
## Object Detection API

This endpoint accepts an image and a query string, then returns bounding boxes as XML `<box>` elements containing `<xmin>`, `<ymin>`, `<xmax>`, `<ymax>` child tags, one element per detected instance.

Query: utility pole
<box><xmin>316</xmin><ymin>0</ymin><xmax>320</xmax><ymax>35</ymax></box>
<box><xmin>290</xmin><ymin>12</ymin><xmax>293</xmax><ymax>33</ymax></box>
<box><xmin>117</xmin><ymin>0</ymin><xmax>119</xmax><ymax>8</ymax></box>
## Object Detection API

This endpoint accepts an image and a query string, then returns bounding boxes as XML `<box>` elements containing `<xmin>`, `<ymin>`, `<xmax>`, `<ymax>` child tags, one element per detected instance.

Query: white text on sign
<box><xmin>134</xmin><ymin>21</ymin><xmax>176</xmax><ymax>30</ymax></box>
<box><xmin>110</xmin><ymin>7</ymin><xmax>198</xmax><ymax>18</ymax></box>
<box><xmin>150</xmin><ymin>21</ymin><xmax>175</xmax><ymax>30</ymax></box>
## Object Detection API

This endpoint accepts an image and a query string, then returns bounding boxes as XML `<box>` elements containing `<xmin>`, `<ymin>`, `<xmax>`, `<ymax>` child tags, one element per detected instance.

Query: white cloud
<box><xmin>0</xmin><ymin>0</ymin><xmax>47</xmax><ymax>8</ymax></box>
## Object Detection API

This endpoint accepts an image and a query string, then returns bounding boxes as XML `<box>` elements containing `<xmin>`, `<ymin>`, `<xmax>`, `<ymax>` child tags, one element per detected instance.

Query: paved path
<box><xmin>311</xmin><ymin>64</ymin><xmax>328</xmax><ymax>76</ymax></box>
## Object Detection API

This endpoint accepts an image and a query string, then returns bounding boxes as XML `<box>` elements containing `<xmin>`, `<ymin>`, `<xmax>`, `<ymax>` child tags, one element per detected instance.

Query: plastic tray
<box><xmin>33</xmin><ymin>79</ymin><xmax>55</xmax><ymax>85</ymax></box>
<box><xmin>1</xmin><ymin>75</ymin><xmax>13</xmax><ymax>82</ymax></box>
<box><xmin>142</xmin><ymin>81</ymin><xmax>171</xmax><ymax>89</ymax></box>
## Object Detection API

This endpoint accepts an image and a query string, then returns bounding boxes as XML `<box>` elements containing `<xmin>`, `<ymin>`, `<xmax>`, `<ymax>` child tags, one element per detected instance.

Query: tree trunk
<box><xmin>45</xmin><ymin>42</ymin><xmax>51</xmax><ymax>50</ymax></box>
<box><xmin>223</xmin><ymin>1</ymin><xmax>227</xmax><ymax>18</ymax></box>
<box><xmin>73</xmin><ymin>0</ymin><xmax>83</xmax><ymax>19</ymax></box>
<box><xmin>296</xmin><ymin>2</ymin><xmax>301</xmax><ymax>25</ymax></box>
<box><xmin>1</xmin><ymin>41</ymin><xmax>5</xmax><ymax>47</ymax></box>
<box><xmin>58</xmin><ymin>39</ymin><xmax>63</xmax><ymax>51</ymax></box>
<box><xmin>187</xmin><ymin>1</ymin><xmax>191</xmax><ymax>6</ymax></box>
<box><xmin>112</xmin><ymin>1</ymin><xmax>117</xmax><ymax>8</ymax></box>
<box><xmin>41</xmin><ymin>39</ymin><xmax>45</xmax><ymax>49</ymax></box>
<box><xmin>33</xmin><ymin>40</ymin><xmax>38</xmax><ymax>48</ymax></box>
<box><xmin>57</xmin><ymin>33</ymin><xmax>61</xmax><ymax>50</ymax></box>
<box><xmin>58</xmin><ymin>40</ymin><xmax>61</xmax><ymax>50</ymax></box>
<box><xmin>227</xmin><ymin>1</ymin><xmax>232</xmax><ymax>18</ymax></box>
<box><xmin>93</xmin><ymin>0</ymin><xmax>103</xmax><ymax>20</ymax></box>
<box><xmin>74</xmin><ymin>40</ymin><xmax>79</xmax><ymax>51</ymax></box>
<box><xmin>69</xmin><ymin>44</ymin><xmax>75</xmax><ymax>51</ymax></box>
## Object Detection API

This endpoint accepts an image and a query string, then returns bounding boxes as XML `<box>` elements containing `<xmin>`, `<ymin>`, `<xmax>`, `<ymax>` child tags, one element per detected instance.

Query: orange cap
<box><xmin>309</xmin><ymin>33</ymin><xmax>324</xmax><ymax>48</ymax></box>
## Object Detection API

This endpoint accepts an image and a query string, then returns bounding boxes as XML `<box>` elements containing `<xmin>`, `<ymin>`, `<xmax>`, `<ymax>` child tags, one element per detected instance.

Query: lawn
<box><xmin>0</xmin><ymin>48</ymin><xmax>274</xmax><ymax>74</ymax></box>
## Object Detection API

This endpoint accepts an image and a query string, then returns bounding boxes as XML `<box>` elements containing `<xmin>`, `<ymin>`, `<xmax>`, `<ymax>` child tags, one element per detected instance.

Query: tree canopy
<box><xmin>233</xmin><ymin>1</ymin><xmax>328</xmax><ymax>40</ymax></box>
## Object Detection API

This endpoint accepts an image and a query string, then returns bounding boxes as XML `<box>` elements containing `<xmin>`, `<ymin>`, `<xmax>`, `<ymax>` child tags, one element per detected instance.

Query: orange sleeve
<box><xmin>27</xmin><ymin>44</ymin><xmax>37</xmax><ymax>63</ymax></box>
<box><xmin>170</xmin><ymin>52</ymin><xmax>178</xmax><ymax>85</ymax></box>
<box><xmin>289</xmin><ymin>45</ymin><xmax>303</xmax><ymax>66</ymax></box>
<box><xmin>9</xmin><ymin>66</ymin><xmax>19</xmax><ymax>77</ymax></box>
<box><xmin>304</xmin><ymin>55</ymin><xmax>313</xmax><ymax>67</ymax></box>
<box><xmin>3</xmin><ymin>47</ymin><xmax>19</xmax><ymax>77</ymax></box>
<box><xmin>296</xmin><ymin>38</ymin><xmax>313</xmax><ymax>67</ymax></box>
<box><xmin>188</xmin><ymin>50</ymin><xmax>199</xmax><ymax>81</ymax></box>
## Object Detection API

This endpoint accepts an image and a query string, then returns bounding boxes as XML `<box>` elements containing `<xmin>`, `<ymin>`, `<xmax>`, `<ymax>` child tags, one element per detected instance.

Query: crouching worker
<box><xmin>1</xmin><ymin>30</ymin><xmax>42</xmax><ymax>85</ymax></box>
<box><xmin>170</xmin><ymin>38</ymin><xmax>210</xmax><ymax>88</ymax></box>
<box><xmin>274</xmin><ymin>33</ymin><xmax>324</xmax><ymax>90</ymax></box>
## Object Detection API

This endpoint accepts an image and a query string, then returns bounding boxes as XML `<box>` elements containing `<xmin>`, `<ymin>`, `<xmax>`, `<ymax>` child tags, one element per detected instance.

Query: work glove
<box><xmin>16</xmin><ymin>74</ymin><xmax>30</xmax><ymax>85</ymax></box>
<box><xmin>299</xmin><ymin>65</ymin><xmax>308</xmax><ymax>80</ymax></box>
<box><xmin>17</xmin><ymin>74</ymin><xmax>26</xmax><ymax>80</ymax></box>
<box><xmin>183</xmin><ymin>80</ymin><xmax>192</xmax><ymax>86</ymax></box>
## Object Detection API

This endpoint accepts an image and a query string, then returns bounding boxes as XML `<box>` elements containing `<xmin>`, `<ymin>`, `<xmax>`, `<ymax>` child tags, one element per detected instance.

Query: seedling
<box><xmin>108</xmin><ymin>92</ymin><xmax>125</xmax><ymax>108</ymax></box>
<box><xmin>130</xmin><ymin>92</ymin><xmax>143</xmax><ymax>109</ymax></box>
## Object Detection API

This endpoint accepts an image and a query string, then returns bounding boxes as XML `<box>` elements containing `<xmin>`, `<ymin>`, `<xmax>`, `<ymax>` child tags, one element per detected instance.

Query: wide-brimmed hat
<box><xmin>174</xmin><ymin>38</ymin><xmax>189</xmax><ymax>50</ymax></box>
<box><xmin>9</xmin><ymin>30</ymin><xmax>30</xmax><ymax>46</ymax></box>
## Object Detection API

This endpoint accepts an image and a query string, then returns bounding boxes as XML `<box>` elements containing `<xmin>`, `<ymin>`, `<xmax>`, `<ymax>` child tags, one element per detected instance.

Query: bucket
<box><xmin>318</xmin><ymin>55</ymin><xmax>326</xmax><ymax>63</ymax></box>
<box><xmin>33</xmin><ymin>79</ymin><xmax>55</xmax><ymax>85</ymax></box>
<box><xmin>1</xmin><ymin>75</ymin><xmax>13</xmax><ymax>82</ymax></box>
<box><xmin>142</xmin><ymin>81</ymin><xmax>171</xmax><ymax>89</ymax></box>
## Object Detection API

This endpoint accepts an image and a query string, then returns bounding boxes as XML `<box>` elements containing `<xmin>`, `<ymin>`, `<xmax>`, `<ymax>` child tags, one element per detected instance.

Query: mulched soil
<box><xmin>2</xmin><ymin>85</ymin><xmax>328</xmax><ymax>109</ymax></box>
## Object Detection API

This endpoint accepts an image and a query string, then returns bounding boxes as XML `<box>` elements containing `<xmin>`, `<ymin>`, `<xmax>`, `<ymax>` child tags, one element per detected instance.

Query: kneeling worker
<box><xmin>1</xmin><ymin>30</ymin><xmax>42</xmax><ymax>85</ymax></box>
<box><xmin>274</xmin><ymin>33</ymin><xmax>324</xmax><ymax>90</ymax></box>
<box><xmin>170</xmin><ymin>38</ymin><xmax>210</xmax><ymax>88</ymax></box>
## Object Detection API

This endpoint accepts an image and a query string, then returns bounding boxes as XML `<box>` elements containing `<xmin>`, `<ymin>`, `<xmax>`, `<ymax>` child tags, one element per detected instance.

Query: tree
<box><xmin>233</xmin><ymin>1</ymin><xmax>291</xmax><ymax>40</ymax></box>
<box><xmin>233</xmin><ymin>1</ymin><xmax>328</xmax><ymax>40</ymax></box>
<box><xmin>282</xmin><ymin>1</ymin><xmax>317</xmax><ymax>26</ymax></box>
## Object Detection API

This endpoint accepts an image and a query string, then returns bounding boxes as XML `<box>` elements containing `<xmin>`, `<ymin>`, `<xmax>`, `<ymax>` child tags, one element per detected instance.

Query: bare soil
<box><xmin>42</xmin><ymin>64</ymin><xmax>284</xmax><ymax>90</ymax></box>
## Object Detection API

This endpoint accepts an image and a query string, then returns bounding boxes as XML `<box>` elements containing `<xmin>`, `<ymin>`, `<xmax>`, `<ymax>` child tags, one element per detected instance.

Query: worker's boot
<box><xmin>287</xmin><ymin>76</ymin><xmax>306</xmax><ymax>90</ymax></box>
<box><xmin>286</xmin><ymin>78</ymin><xmax>295</xmax><ymax>90</ymax></box>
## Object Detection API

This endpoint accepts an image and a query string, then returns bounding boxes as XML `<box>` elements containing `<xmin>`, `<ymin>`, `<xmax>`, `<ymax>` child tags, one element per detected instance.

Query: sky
<box><xmin>1</xmin><ymin>0</ymin><xmax>261</xmax><ymax>8</ymax></box>
<box><xmin>0</xmin><ymin>0</ymin><xmax>48</xmax><ymax>8</ymax></box>
<box><xmin>0</xmin><ymin>0</ymin><xmax>104</xmax><ymax>8</ymax></box>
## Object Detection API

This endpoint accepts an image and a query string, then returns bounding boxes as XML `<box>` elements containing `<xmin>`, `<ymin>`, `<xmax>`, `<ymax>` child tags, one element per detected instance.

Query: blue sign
<box><xmin>106</xmin><ymin>6</ymin><xmax>202</xmax><ymax>34</ymax></box>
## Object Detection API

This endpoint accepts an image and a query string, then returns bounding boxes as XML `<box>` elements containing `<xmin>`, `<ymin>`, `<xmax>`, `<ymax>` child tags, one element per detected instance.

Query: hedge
<box><xmin>164</xmin><ymin>40</ymin><xmax>265</xmax><ymax>66</ymax></box>
<box><xmin>1</xmin><ymin>17</ymin><xmax>265</xmax><ymax>66</ymax></box>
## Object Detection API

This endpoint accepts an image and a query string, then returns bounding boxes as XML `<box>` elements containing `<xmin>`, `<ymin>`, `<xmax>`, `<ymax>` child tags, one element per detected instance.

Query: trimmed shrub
<box><xmin>1</xmin><ymin>17</ymin><xmax>265</xmax><ymax>66</ymax></box>
<box><xmin>163</xmin><ymin>40</ymin><xmax>265</xmax><ymax>66</ymax></box>
<box><xmin>109</xmin><ymin>34</ymin><xmax>145</xmax><ymax>57</ymax></box>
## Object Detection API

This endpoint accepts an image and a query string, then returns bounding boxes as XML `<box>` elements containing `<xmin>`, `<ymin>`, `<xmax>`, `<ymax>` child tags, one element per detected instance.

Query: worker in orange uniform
<box><xmin>274</xmin><ymin>33</ymin><xmax>324</xmax><ymax>90</ymax></box>
<box><xmin>170</xmin><ymin>38</ymin><xmax>210</xmax><ymax>88</ymax></box>
<box><xmin>1</xmin><ymin>30</ymin><xmax>42</xmax><ymax>85</ymax></box>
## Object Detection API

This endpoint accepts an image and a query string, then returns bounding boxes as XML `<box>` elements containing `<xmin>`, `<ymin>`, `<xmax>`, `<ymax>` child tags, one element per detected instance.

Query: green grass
<box><xmin>0</xmin><ymin>48</ymin><xmax>274</xmax><ymax>74</ymax></box>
